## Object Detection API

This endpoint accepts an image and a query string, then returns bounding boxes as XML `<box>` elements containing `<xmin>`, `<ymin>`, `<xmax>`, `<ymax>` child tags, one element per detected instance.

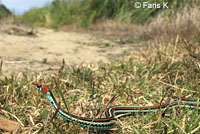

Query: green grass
<box><xmin>1</xmin><ymin>1</ymin><xmax>200</xmax><ymax>133</ymax></box>
<box><xmin>22</xmin><ymin>7</ymin><xmax>49</xmax><ymax>27</ymax></box>
<box><xmin>18</xmin><ymin>0</ymin><xmax>200</xmax><ymax>27</ymax></box>
<box><xmin>0</xmin><ymin>4</ymin><xmax>11</xmax><ymax>19</ymax></box>
<box><xmin>0</xmin><ymin>39</ymin><xmax>199</xmax><ymax>133</ymax></box>
<box><xmin>78</xmin><ymin>41</ymin><xmax>111</xmax><ymax>47</ymax></box>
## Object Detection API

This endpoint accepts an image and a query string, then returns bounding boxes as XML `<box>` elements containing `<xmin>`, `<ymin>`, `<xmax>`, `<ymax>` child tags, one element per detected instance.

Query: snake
<box><xmin>32</xmin><ymin>82</ymin><xmax>200</xmax><ymax>130</ymax></box>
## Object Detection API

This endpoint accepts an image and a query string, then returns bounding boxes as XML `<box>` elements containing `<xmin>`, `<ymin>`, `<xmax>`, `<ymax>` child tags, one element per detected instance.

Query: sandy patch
<box><xmin>0</xmin><ymin>25</ymin><xmax>138</xmax><ymax>75</ymax></box>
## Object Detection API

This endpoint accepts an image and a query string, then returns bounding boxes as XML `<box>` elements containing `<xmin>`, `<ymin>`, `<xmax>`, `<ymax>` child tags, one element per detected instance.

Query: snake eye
<box><xmin>37</xmin><ymin>84</ymin><xmax>41</xmax><ymax>88</ymax></box>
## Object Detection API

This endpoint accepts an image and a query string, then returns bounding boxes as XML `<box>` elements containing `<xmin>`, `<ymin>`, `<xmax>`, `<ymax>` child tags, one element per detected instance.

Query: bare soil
<box><xmin>0</xmin><ymin>25</ymin><xmax>139</xmax><ymax>75</ymax></box>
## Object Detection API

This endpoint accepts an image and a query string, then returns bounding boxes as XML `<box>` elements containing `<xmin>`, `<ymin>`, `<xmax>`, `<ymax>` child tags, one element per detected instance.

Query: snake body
<box><xmin>32</xmin><ymin>82</ymin><xmax>200</xmax><ymax>130</ymax></box>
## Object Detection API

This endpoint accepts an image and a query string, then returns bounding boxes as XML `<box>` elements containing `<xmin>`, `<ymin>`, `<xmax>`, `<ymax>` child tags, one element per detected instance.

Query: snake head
<box><xmin>32</xmin><ymin>82</ymin><xmax>50</xmax><ymax>94</ymax></box>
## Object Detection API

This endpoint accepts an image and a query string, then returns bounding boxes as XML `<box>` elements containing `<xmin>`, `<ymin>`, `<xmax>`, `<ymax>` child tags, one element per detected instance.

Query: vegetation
<box><xmin>0</xmin><ymin>0</ymin><xmax>200</xmax><ymax>133</ymax></box>
<box><xmin>18</xmin><ymin>0</ymin><xmax>200</xmax><ymax>27</ymax></box>
<box><xmin>0</xmin><ymin>39</ymin><xmax>199</xmax><ymax>133</ymax></box>
<box><xmin>0</xmin><ymin>4</ymin><xmax>11</xmax><ymax>19</ymax></box>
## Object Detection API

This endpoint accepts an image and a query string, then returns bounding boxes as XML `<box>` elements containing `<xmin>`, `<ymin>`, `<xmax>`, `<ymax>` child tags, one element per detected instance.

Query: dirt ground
<box><xmin>0</xmin><ymin>25</ymin><xmax>139</xmax><ymax>75</ymax></box>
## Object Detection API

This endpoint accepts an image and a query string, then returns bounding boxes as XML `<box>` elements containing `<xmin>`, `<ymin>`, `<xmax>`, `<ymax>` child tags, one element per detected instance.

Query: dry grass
<box><xmin>79</xmin><ymin>5</ymin><xmax>200</xmax><ymax>45</ymax></box>
<box><xmin>87</xmin><ymin>20</ymin><xmax>143</xmax><ymax>43</ymax></box>
<box><xmin>0</xmin><ymin>43</ymin><xmax>199</xmax><ymax>133</ymax></box>
<box><xmin>139</xmin><ymin>38</ymin><xmax>199</xmax><ymax>63</ymax></box>
<box><xmin>0</xmin><ymin>3</ymin><xmax>200</xmax><ymax>134</ymax></box>
<box><xmin>142</xmin><ymin>6</ymin><xmax>200</xmax><ymax>41</ymax></box>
